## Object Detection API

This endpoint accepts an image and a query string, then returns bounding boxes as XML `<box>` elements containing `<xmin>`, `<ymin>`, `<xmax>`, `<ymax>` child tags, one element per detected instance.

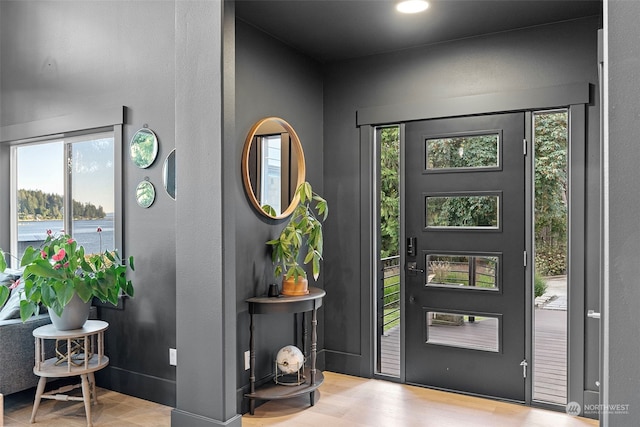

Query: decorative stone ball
<box><xmin>276</xmin><ymin>345</ymin><xmax>304</xmax><ymax>374</ymax></box>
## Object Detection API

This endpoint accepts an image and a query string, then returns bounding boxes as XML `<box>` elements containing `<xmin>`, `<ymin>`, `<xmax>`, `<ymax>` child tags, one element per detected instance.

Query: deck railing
<box><xmin>381</xmin><ymin>255</ymin><xmax>400</xmax><ymax>333</ymax></box>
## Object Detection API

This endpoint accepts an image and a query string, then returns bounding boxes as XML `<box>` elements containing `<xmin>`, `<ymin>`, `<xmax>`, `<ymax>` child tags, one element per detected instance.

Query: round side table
<box><xmin>30</xmin><ymin>320</ymin><xmax>109</xmax><ymax>427</ymax></box>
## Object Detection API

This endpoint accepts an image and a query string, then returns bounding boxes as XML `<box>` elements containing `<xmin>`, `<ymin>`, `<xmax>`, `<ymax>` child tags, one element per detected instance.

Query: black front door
<box><xmin>404</xmin><ymin>113</ymin><xmax>526</xmax><ymax>401</ymax></box>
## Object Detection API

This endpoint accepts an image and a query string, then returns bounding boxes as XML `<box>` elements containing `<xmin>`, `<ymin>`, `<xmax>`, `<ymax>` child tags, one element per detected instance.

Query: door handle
<box><xmin>407</xmin><ymin>262</ymin><xmax>424</xmax><ymax>274</ymax></box>
<box><xmin>587</xmin><ymin>310</ymin><xmax>601</xmax><ymax>319</ymax></box>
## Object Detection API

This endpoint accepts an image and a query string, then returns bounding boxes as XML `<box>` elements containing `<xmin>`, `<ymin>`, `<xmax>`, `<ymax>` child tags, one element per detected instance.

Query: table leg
<box><xmin>81</xmin><ymin>374</ymin><xmax>93</xmax><ymax>427</ymax></box>
<box><xmin>249</xmin><ymin>312</ymin><xmax>255</xmax><ymax>416</ymax></box>
<box><xmin>30</xmin><ymin>376</ymin><xmax>47</xmax><ymax>423</ymax></box>
<box><xmin>89</xmin><ymin>372</ymin><xmax>97</xmax><ymax>404</ymax></box>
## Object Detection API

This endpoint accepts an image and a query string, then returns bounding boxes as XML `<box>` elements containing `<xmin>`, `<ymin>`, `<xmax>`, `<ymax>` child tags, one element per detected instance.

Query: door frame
<box><xmin>361</xmin><ymin>84</ymin><xmax>591</xmax><ymax>410</ymax></box>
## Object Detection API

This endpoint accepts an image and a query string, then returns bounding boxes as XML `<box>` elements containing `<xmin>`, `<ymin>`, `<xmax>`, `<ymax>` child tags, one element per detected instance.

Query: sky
<box><xmin>17</xmin><ymin>135</ymin><xmax>115</xmax><ymax>213</ymax></box>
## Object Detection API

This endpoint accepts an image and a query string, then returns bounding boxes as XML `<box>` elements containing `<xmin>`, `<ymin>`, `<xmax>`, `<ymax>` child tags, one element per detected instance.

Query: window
<box><xmin>260</xmin><ymin>134</ymin><xmax>283</xmax><ymax>213</ymax></box>
<box><xmin>12</xmin><ymin>131</ymin><xmax>116</xmax><ymax>264</ymax></box>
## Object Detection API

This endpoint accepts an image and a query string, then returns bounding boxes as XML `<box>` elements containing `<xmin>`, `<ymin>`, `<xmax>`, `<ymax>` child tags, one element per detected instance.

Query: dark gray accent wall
<box><xmin>0</xmin><ymin>0</ymin><xmax>177</xmax><ymax>407</ymax></box>
<box><xmin>234</xmin><ymin>20</ymin><xmax>324</xmax><ymax>413</ymax></box>
<box><xmin>172</xmin><ymin>1</ymin><xmax>240</xmax><ymax>425</ymax></box>
<box><xmin>322</xmin><ymin>17</ymin><xmax>601</xmax><ymax>389</ymax></box>
<box><xmin>606</xmin><ymin>1</ymin><xmax>640</xmax><ymax>425</ymax></box>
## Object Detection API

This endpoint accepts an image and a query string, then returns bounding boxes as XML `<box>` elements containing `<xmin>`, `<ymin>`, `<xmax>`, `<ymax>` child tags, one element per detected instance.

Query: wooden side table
<box><xmin>245</xmin><ymin>287</ymin><xmax>325</xmax><ymax>415</ymax></box>
<box><xmin>30</xmin><ymin>320</ymin><xmax>109</xmax><ymax>427</ymax></box>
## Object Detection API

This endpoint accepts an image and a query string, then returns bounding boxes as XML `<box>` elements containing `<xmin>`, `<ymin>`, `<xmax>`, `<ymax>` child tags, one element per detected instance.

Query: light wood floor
<box><xmin>244</xmin><ymin>372</ymin><xmax>598</xmax><ymax>427</ymax></box>
<box><xmin>3</xmin><ymin>372</ymin><xmax>598</xmax><ymax>427</ymax></box>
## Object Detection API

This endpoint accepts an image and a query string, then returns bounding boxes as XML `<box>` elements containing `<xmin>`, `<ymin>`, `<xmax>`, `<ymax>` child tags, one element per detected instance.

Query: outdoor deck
<box><xmin>380</xmin><ymin>304</ymin><xmax>567</xmax><ymax>405</ymax></box>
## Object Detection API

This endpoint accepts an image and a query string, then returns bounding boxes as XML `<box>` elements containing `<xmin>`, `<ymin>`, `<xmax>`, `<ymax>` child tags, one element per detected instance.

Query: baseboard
<box><xmin>323</xmin><ymin>349</ymin><xmax>364</xmax><ymax>376</ymax></box>
<box><xmin>171</xmin><ymin>409</ymin><xmax>242</xmax><ymax>427</ymax></box>
<box><xmin>95</xmin><ymin>365</ymin><xmax>176</xmax><ymax>407</ymax></box>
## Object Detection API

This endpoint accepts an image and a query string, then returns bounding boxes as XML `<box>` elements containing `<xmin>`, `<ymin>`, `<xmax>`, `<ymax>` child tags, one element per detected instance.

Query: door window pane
<box><xmin>426</xmin><ymin>194</ymin><xmax>499</xmax><ymax>229</ymax></box>
<box><xmin>426</xmin><ymin>133</ymin><xmax>500</xmax><ymax>170</ymax></box>
<box><xmin>426</xmin><ymin>254</ymin><xmax>499</xmax><ymax>290</ymax></box>
<box><xmin>426</xmin><ymin>311</ymin><xmax>500</xmax><ymax>352</ymax></box>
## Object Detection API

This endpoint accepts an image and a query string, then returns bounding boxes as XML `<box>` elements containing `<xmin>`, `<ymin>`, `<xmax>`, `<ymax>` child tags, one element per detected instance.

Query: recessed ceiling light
<box><xmin>396</xmin><ymin>0</ymin><xmax>430</xmax><ymax>14</ymax></box>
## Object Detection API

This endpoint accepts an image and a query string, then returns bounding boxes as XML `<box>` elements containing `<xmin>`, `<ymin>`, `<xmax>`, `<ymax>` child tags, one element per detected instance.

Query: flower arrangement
<box><xmin>0</xmin><ymin>228</ymin><xmax>134</xmax><ymax>321</ymax></box>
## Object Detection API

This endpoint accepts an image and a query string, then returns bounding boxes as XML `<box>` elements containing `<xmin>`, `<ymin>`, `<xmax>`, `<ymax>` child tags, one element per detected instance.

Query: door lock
<box><xmin>407</xmin><ymin>262</ymin><xmax>424</xmax><ymax>274</ymax></box>
<box><xmin>407</xmin><ymin>237</ymin><xmax>417</xmax><ymax>257</ymax></box>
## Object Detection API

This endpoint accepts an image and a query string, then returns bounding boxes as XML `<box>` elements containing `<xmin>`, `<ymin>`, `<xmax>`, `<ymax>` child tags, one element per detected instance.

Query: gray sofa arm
<box><xmin>0</xmin><ymin>314</ymin><xmax>52</xmax><ymax>395</ymax></box>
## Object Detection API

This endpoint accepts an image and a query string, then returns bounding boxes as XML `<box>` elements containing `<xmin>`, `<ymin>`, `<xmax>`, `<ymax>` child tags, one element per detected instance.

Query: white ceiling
<box><xmin>235</xmin><ymin>0</ymin><xmax>602</xmax><ymax>63</ymax></box>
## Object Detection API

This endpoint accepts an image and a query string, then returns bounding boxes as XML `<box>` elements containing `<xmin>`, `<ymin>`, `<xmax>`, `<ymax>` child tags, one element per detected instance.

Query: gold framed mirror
<box><xmin>241</xmin><ymin>117</ymin><xmax>306</xmax><ymax>219</ymax></box>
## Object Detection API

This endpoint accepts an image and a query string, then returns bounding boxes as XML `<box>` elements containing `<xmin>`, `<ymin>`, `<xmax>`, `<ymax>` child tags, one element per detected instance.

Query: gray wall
<box><xmin>0</xmin><ymin>0</ymin><xmax>177</xmax><ymax>406</ymax></box>
<box><xmin>606</xmin><ymin>0</ymin><xmax>640</xmax><ymax>424</ymax></box>
<box><xmin>322</xmin><ymin>16</ymin><xmax>602</xmax><ymax>392</ymax></box>
<box><xmin>234</xmin><ymin>19</ymin><xmax>324</xmax><ymax>413</ymax></box>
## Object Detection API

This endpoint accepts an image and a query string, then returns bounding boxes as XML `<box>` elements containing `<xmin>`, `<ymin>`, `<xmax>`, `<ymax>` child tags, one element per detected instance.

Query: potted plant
<box><xmin>0</xmin><ymin>228</ymin><xmax>134</xmax><ymax>329</ymax></box>
<box><xmin>267</xmin><ymin>182</ymin><xmax>328</xmax><ymax>296</ymax></box>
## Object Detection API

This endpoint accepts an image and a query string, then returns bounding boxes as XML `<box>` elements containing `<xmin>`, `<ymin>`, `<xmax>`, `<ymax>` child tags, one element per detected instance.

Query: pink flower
<box><xmin>97</xmin><ymin>227</ymin><xmax>102</xmax><ymax>233</ymax></box>
<box><xmin>9</xmin><ymin>278</ymin><xmax>20</xmax><ymax>290</ymax></box>
<box><xmin>63</xmin><ymin>262</ymin><xmax>69</xmax><ymax>269</ymax></box>
<box><xmin>41</xmin><ymin>250</ymin><xmax>47</xmax><ymax>259</ymax></box>
<box><xmin>46</xmin><ymin>229</ymin><xmax>52</xmax><ymax>235</ymax></box>
<box><xmin>53</xmin><ymin>264</ymin><xmax>61</xmax><ymax>270</ymax></box>
<box><xmin>52</xmin><ymin>249</ymin><xmax>66</xmax><ymax>262</ymax></box>
<box><xmin>67</xmin><ymin>238</ymin><xmax>74</xmax><ymax>244</ymax></box>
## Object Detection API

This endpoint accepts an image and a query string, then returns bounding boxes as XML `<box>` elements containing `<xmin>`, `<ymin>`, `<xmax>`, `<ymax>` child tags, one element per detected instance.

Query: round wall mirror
<box><xmin>130</xmin><ymin>128</ymin><xmax>159</xmax><ymax>169</ymax></box>
<box><xmin>163</xmin><ymin>149</ymin><xmax>176</xmax><ymax>200</ymax></box>
<box><xmin>136</xmin><ymin>180</ymin><xmax>156</xmax><ymax>208</ymax></box>
<box><xmin>241</xmin><ymin>117</ymin><xmax>306</xmax><ymax>219</ymax></box>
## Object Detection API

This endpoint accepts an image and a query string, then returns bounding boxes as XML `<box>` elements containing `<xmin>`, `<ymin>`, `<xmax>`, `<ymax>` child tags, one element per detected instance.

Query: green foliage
<box><xmin>427</xmin><ymin>195</ymin><xmax>497</xmax><ymax>227</ymax></box>
<box><xmin>534</xmin><ymin>112</ymin><xmax>568</xmax><ymax>275</ymax></box>
<box><xmin>380</xmin><ymin>127</ymin><xmax>400</xmax><ymax>257</ymax></box>
<box><xmin>267</xmin><ymin>182</ymin><xmax>328</xmax><ymax>282</ymax></box>
<box><xmin>534</xmin><ymin>273</ymin><xmax>548</xmax><ymax>298</ymax></box>
<box><xmin>0</xmin><ymin>230</ymin><xmax>134</xmax><ymax>320</ymax></box>
<box><xmin>535</xmin><ymin>243</ymin><xmax>567</xmax><ymax>276</ymax></box>
<box><xmin>17</xmin><ymin>189</ymin><xmax>106</xmax><ymax>221</ymax></box>
<box><xmin>427</xmin><ymin>135</ymin><xmax>498</xmax><ymax>169</ymax></box>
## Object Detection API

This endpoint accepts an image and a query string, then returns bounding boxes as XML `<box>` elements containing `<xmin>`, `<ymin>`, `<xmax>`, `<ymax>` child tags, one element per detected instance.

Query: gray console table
<box><xmin>246</xmin><ymin>286</ymin><xmax>325</xmax><ymax>415</ymax></box>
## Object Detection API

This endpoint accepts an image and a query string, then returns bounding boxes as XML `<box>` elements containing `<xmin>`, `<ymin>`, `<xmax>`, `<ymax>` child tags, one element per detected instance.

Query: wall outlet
<box><xmin>244</xmin><ymin>350</ymin><xmax>250</xmax><ymax>370</ymax></box>
<box><xmin>169</xmin><ymin>348</ymin><xmax>177</xmax><ymax>366</ymax></box>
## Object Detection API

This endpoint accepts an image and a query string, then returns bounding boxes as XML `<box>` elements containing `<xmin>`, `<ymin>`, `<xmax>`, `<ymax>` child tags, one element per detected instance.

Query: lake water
<box><xmin>18</xmin><ymin>218</ymin><xmax>114</xmax><ymax>256</ymax></box>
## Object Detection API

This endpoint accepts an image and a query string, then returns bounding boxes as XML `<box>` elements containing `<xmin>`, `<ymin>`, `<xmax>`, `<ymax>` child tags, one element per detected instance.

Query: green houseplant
<box><xmin>0</xmin><ymin>229</ymin><xmax>134</xmax><ymax>327</ymax></box>
<box><xmin>267</xmin><ymin>182</ymin><xmax>328</xmax><ymax>296</ymax></box>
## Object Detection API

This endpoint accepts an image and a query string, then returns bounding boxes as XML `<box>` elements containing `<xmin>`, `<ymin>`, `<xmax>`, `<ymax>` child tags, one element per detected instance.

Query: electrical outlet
<box><xmin>169</xmin><ymin>348</ymin><xmax>177</xmax><ymax>366</ymax></box>
<box><xmin>244</xmin><ymin>350</ymin><xmax>250</xmax><ymax>370</ymax></box>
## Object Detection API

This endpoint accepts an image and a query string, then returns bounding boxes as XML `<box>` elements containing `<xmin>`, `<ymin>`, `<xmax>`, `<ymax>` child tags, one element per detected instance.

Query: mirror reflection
<box><xmin>242</xmin><ymin>117</ymin><xmax>305</xmax><ymax>219</ymax></box>
<box><xmin>163</xmin><ymin>149</ymin><xmax>176</xmax><ymax>200</ymax></box>
<box><xmin>136</xmin><ymin>180</ymin><xmax>156</xmax><ymax>208</ymax></box>
<box><xmin>130</xmin><ymin>128</ymin><xmax>159</xmax><ymax>169</ymax></box>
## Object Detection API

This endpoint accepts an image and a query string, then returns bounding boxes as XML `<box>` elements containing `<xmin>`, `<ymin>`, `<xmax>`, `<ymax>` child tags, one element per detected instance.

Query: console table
<box><xmin>30</xmin><ymin>320</ymin><xmax>109</xmax><ymax>427</ymax></box>
<box><xmin>246</xmin><ymin>287</ymin><xmax>325</xmax><ymax>415</ymax></box>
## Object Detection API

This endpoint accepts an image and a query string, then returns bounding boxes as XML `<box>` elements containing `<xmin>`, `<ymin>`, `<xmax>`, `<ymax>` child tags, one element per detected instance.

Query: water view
<box><xmin>18</xmin><ymin>217</ymin><xmax>114</xmax><ymax>257</ymax></box>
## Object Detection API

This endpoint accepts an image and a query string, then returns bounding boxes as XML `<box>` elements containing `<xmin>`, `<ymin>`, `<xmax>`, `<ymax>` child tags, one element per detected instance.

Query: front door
<box><xmin>404</xmin><ymin>113</ymin><xmax>526</xmax><ymax>401</ymax></box>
